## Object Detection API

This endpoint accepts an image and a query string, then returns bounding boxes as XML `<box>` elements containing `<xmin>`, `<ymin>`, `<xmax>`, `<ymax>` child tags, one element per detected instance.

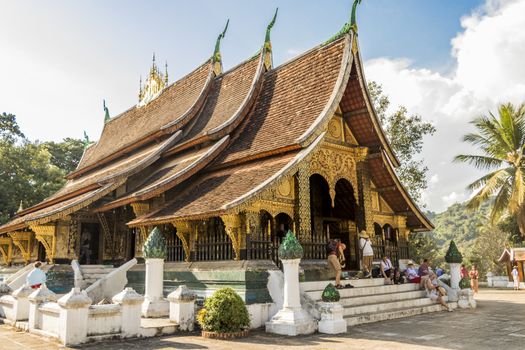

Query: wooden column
<box><xmin>356</xmin><ymin>161</ymin><xmax>373</xmax><ymax>237</ymax></box>
<box><xmin>296</xmin><ymin>166</ymin><xmax>311</xmax><ymax>242</ymax></box>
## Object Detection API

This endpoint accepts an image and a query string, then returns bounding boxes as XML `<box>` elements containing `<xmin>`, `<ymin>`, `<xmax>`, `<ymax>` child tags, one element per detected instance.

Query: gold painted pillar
<box><xmin>30</xmin><ymin>224</ymin><xmax>57</xmax><ymax>263</ymax></box>
<box><xmin>9</xmin><ymin>231</ymin><xmax>33</xmax><ymax>263</ymax></box>
<box><xmin>357</xmin><ymin>161</ymin><xmax>374</xmax><ymax>237</ymax></box>
<box><xmin>0</xmin><ymin>237</ymin><xmax>13</xmax><ymax>265</ymax></box>
<box><xmin>130</xmin><ymin>202</ymin><xmax>151</xmax><ymax>258</ymax></box>
<box><xmin>296</xmin><ymin>166</ymin><xmax>311</xmax><ymax>242</ymax></box>
<box><xmin>221</xmin><ymin>214</ymin><xmax>242</xmax><ymax>261</ymax></box>
<box><xmin>172</xmin><ymin>221</ymin><xmax>192</xmax><ymax>262</ymax></box>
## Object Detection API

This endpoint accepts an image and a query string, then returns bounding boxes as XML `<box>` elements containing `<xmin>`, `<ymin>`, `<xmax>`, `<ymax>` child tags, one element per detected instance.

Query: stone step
<box><xmin>82</xmin><ymin>272</ymin><xmax>114</xmax><ymax>279</ymax></box>
<box><xmin>301</xmin><ymin>278</ymin><xmax>384</xmax><ymax>292</ymax></box>
<box><xmin>306</xmin><ymin>283</ymin><xmax>421</xmax><ymax>300</ymax></box>
<box><xmin>339</xmin><ymin>290</ymin><xmax>428</xmax><ymax>307</ymax></box>
<box><xmin>345</xmin><ymin>302</ymin><xmax>457</xmax><ymax>326</ymax></box>
<box><xmin>343</xmin><ymin>297</ymin><xmax>433</xmax><ymax>317</ymax></box>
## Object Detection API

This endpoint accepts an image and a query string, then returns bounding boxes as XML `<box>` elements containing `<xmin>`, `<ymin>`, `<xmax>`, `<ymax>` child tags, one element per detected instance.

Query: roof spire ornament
<box><xmin>138</xmin><ymin>53</ymin><xmax>168</xmax><ymax>107</ymax></box>
<box><xmin>103</xmin><ymin>99</ymin><xmax>110</xmax><ymax>123</ymax></box>
<box><xmin>213</xmin><ymin>19</ymin><xmax>229</xmax><ymax>76</ymax></box>
<box><xmin>18</xmin><ymin>200</ymin><xmax>23</xmax><ymax>212</ymax></box>
<box><xmin>164</xmin><ymin>61</ymin><xmax>169</xmax><ymax>85</ymax></box>
<box><xmin>263</xmin><ymin>8</ymin><xmax>278</xmax><ymax>70</ymax></box>
<box><xmin>324</xmin><ymin>0</ymin><xmax>362</xmax><ymax>45</ymax></box>
<box><xmin>83</xmin><ymin>131</ymin><xmax>91</xmax><ymax>149</ymax></box>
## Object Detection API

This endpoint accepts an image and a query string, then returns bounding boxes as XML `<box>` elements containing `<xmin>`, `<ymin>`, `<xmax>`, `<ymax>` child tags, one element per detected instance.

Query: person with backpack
<box><xmin>358</xmin><ymin>231</ymin><xmax>373</xmax><ymax>278</ymax></box>
<box><xmin>326</xmin><ymin>239</ymin><xmax>353</xmax><ymax>289</ymax></box>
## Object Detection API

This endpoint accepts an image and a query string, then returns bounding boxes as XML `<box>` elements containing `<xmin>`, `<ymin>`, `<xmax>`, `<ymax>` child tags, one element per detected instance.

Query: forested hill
<box><xmin>427</xmin><ymin>201</ymin><xmax>491</xmax><ymax>256</ymax></box>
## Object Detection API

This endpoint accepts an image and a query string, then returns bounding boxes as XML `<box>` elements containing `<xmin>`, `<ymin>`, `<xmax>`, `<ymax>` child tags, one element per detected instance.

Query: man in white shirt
<box><xmin>359</xmin><ymin>231</ymin><xmax>373</xmax><ymax>278</ymax></box>
<box><xmin>26</xmin><ymin>261</ymin><xmax>46</xmax><ymax>289</ymax></box>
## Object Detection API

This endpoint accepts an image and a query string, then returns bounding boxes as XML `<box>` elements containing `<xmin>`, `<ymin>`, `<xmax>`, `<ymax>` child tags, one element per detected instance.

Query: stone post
<box><xmin>3</xmin><ymin>285</ymin><xmax>33</xmax><ymax>322</ymax></box>
<box><xmin>28</xmin><ymin>284</ymin><xmax>57</xmax><ymax>330</ymax></box>
<box><xmin>167</xmin><ymin>285</ymin><xmax>196</xmax><ymax>331</ymax></box>
<box><xmin>486</xmin><ymin>272</ymin><xmax>494</xmax><ymax>287</ymax></box>
<box><xmin>142</xmin><ymin>227</ymin><xmax>169</xmax><ymax>317</ymax></box>
<box><xmin>113</xmin><ymin>287</ymin><xmax>144</xmax><ymax>337</ymax></box>
<box><xmin>57</xmin><ymin>288</ymin><xmax>92</xmax><ymax>346</ymax></box>
<box><xmin>266</xmin><ymin>230</ymin><xmax>315</xmax><ymax>336</ymax></box>
<box><xmin>445</xmin><ymin>240</ymin><xmax>463</xmax><ymax>302</ymax></box>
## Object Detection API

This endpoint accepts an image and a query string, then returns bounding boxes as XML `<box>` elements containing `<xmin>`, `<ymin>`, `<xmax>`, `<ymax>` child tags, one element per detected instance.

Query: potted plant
<box><xmin>197</xmin><ymin>287</ymin><xmax>250</xmax><ymax>339</ymax></box>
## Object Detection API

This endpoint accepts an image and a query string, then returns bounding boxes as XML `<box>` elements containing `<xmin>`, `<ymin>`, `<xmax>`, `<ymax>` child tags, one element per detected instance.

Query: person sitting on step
<box><xmin>405</xmin><ymin>261</ymin><xmax>421</xmax><ymax>283</ymax></box>
<box><xmin>380</xmin><ymin>255</ymin><xmax>394</xmax><ymax>285</ymax></box>
<box><xmin>425</xmin><ymin>272</ymin><xmax>453</xmax><ymax>312</ymax></box>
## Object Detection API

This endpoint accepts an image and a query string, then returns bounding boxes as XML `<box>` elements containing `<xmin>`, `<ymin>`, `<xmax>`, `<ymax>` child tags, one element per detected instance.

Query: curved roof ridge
<box><xmin>69</xmin><ymin>59</ymin><xmax>214</xmax><ymax>178</ymax></box>
<box><xmin>352</xmin><ymin>39</ymin><xmax>401</xmax><ymax>167</ymax></box>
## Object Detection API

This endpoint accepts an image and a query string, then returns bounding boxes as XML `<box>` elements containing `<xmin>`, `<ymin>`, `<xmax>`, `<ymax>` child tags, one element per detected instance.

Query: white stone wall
<box><xmin>39</xmin><ymin>303</ymin><xmax>60</xmax><ymax>336</ymax></box>
<box><xmin>87</xmin><ymin>305</ymin><xmax>122</xmax><ymax>336</ymax></box>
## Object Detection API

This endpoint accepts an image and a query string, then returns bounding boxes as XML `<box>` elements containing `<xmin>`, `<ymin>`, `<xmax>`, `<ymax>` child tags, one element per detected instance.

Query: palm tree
<box><xmin>455</xmin><ymin>102</ymin><xmax>525</xmax><ymax>237</ymax></box>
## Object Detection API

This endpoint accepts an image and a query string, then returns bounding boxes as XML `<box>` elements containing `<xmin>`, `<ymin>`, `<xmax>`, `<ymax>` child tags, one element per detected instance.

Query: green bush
<box><xmin>459</xmin><ymin>277</ymin><xmax>470</xmax><ymax>289</ymax></box>
<box><xmin>197</xmin><ymin>287</ymin><xmax>250</xmax><ymax>333</ymax></box>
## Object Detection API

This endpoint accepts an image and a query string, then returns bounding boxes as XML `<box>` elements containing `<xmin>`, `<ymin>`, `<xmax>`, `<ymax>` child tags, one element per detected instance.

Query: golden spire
<box><xmin>138</xmin><ymin>53</ymin><xmax>167</xmax><ymax>107</ymax></box>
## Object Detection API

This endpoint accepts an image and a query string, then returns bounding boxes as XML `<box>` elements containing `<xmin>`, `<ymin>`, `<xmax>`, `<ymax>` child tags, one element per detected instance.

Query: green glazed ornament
<box><xmin>445</xmin><ymin>240</ymin><xmax>463</xmax><ymax>263</ymax></box>
<box><xmin>142</xmin><ymin>226</ymin><xmax>167</xmax><ymax>259</ymax></box>
<box><xmin>321</xmin><ymin>283</ymin><xmax>340</xmax><ymax>302</ymax></box>
<box><xmin>278</xmin><ymin>230</ymin><xmax>304</xmax><ymax>260</ymax></box>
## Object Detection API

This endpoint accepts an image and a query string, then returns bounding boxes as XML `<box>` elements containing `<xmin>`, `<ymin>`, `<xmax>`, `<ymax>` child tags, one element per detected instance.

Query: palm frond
<box><xmin>454</xmin><ymin>154</ymin><xmax>504</xmax><ymax>170</ymax></box>
<box><xmin>490</xmin><ymin>185</ymin><xmax>511</xmax><ymax>224</ymax></box>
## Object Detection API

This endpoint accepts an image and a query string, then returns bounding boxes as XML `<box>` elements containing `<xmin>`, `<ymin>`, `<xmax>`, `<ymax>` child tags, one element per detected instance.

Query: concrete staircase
<box><xmin>80</xmin><ymin>265</ymin><xmax>115</xmax><ymax>289</ymax></box>
<box><xmin>301</xmin><ymin>278</ymin><xmax>457</xmax><ymax>326</ymax></box>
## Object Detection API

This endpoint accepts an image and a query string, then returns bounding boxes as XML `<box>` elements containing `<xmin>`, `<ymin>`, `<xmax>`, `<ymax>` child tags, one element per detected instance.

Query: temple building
<box><xmin>0</xmin><ymin>8</ymin><xmax>433</xmax><ymax>276</ymax></box>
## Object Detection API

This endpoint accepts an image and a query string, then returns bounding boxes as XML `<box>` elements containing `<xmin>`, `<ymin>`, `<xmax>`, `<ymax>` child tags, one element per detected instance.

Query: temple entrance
<box><xmin>79</xmin><ymin>222</ymin><xmax>101</xmax><ymax>264</ymax></box>
<box><xmin>37</xmin><ymin>241</ymin><xmax>46</xmax><ymax>262</ymax></box>
<box><xmin>309</xmin><ymin>175</ymin><xmax>358</xmax><ymax>268</ymax></box>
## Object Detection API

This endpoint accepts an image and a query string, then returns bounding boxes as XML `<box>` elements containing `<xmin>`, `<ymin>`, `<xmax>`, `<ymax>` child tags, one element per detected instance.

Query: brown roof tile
<box><xmin>219</xmin><ymin>39</ymin><xmax>347</xmax><ymax>164</ymax></box>
<box><xmin>76</xmin><ymin>61</ymin><xmax>213</xmax><ymax>172</ymax></box>
<box><xmin>128</xmin><ymin>152</ymin><xmax>297</xmax><ymax>226</ymax></box>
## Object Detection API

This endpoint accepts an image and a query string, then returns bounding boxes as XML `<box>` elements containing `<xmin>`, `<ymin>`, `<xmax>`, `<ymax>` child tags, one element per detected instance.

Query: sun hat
<box><xmin>359</xmin><ymin>230</ymin><xmax>369</xmax><ymax>238</ymax></box>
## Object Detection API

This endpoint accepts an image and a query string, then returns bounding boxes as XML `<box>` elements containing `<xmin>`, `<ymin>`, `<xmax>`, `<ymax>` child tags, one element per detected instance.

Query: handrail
<box><xmin>85</xmin><ymin>258</ymin><xmax>137</xmax><ymax>302</ymax></box>
<box><xmin>71</xmin><ymin>260</ymin><xmax>83</xmax><ymax>288</ymax></box>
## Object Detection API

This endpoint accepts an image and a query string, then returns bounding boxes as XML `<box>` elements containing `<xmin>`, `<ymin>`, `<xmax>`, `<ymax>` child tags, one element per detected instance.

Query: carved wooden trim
<box><xmin>172</xmin><ymin>221</ymin><xmax>193</xmax><ymax>262</ymax></box>
<box><xmin>8</xmin><ymin>231</ymin><xmax>33</xmax><ymax>263</ymax></box>
<box><xmin>0</xmin><ymin>237</ymin><xmax>13</xmax><ymax>265</ymax></box>
<box><xmin>30</xmin><ymin>224</ymin><xmax>56</xmax><ymax>263</ymax></box>
<box><xmin>221</xmin><ymin>214</ymin><xmax>242</xmax><ymax>261</ymax></box>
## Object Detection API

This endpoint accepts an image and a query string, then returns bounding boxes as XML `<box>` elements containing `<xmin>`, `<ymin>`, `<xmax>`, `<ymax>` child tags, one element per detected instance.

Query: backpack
<box><xmin>326</xmin><ymin>239</ymin><xmax>337</xmax><ymax>256</ymax></box>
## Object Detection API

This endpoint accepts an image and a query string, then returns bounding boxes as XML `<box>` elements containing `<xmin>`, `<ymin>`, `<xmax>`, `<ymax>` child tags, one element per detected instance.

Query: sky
<box><xmin>1</xmin><ymin>0</ymin><xmax>524</xmax><ymax>213</ymax></box>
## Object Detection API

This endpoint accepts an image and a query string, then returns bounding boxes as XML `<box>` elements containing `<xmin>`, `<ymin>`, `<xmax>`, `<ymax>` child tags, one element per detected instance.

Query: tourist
<box><xmin>393</xmin><ymin>267</ymin><xmax>404</xmax><ymax>285</ymax></box>
<box><xmin>511</xmin><ymin>265</ymin><xmax>519</xmax><ymax>290</ymax></box>
<box><xmin>460</xmin><ymin>264</ymin><xmax>468</xmax><ymax>279</ymax></box>
<box><xmin>418</xmin><ymin>258</ymin><xmax>430</xmax><ymax>277</ymax></box>
<box><xmin>358</xmin><ymin>230</ymin><xmax>373</xmax><ymax>278</ymax></box>
<box><xmin>435</xmin><ymin>266</ymin><xmax>444</xmax><ymax>277</ymax></box>
<box><xmin>380</xmin><ymin>255</ymin><xmax>394</xmax><ymax>285</ymax></box>
<box><xmin>424</xmin><ymin>272</ymin><xmax>453</xmax><ymax>312</ymax></box>
<box><xmin>469</xmin><ymin>265</ymin><xmax>479</xmax><ymax>293</ymax></box>
<box><xmin>327</xmin><ymin>239</ymin><xmax>353</xmax><ymax>289</ymax></box>
<box><xmin>405</xmin><ymin>261</ymin><xmax>421</xmax><ymax>283</ymax></box>
<box><xmin>26</xmin><ymin>261</ymin><xmax>46</xmax><ymax>289</ymax></box>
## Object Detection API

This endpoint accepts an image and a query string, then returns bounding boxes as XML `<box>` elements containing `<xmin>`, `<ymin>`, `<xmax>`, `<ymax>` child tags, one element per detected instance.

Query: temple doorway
<box><xmin>310</xmin><ymin>175</ymin><xmax>358</xmax><ymax>268</ymax></box>
<box><xmin>79</xmin><ymin>222</ymin><xmax>101</xmax><ymax>264</ymax></box>
<box><xmin>37</xmin><ymin>241</ymin><xmax>46</xmax><ymax>262</ymax></box>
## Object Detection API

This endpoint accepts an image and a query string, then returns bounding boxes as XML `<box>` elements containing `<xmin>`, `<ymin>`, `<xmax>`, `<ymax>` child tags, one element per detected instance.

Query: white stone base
<box><xmin>265</xmin><ymin>307</ymin><xmax>316</xmax><ymax>336</ymax></box>
<box><xmin>317</xmin><ymin>302</ymin><xmax>346</xmax><ymax>334</ymax></box>
<box><xmin>458</xmin><ymin>289</ymin><xmax>476</xmax><ymax>309</ymax></box>
<box><xmin>142</xmin><ymin>298</ymin><xmax>169</xmax><ymax>318</ymax></box>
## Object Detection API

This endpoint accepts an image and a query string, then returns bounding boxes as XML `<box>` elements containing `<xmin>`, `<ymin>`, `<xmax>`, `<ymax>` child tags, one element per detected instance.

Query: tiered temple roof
<box><xmin>0</xmin><ymin>11</ymin><xmax>433</xmax><ymax>234</ymax></box>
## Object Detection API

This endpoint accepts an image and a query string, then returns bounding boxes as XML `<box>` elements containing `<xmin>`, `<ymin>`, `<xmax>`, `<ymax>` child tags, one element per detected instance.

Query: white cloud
<box><xmin>364</xmin><ymin>0</ymin><xmax>525</xmax><ymax>213</ymax></box>
<box><xmin>442</xmin><ymin>192</ymin><xmax>466</xmax><ymax>208</ymax></box>
<box><xmin>430</xmin><ymin>174</ymin><xmax>439</xmax><ymax>185</ymax></box>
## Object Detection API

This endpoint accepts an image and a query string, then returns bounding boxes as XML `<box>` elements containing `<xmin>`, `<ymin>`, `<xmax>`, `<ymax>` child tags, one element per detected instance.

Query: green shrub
<box><xmin>197</xmin><ymin>287</ymin><xmax>250</xmax><ymax>333</ymax></box>
<box><xmin>459</xmin><ymin>277</ymin><xmax>470</xmax><ymax>289</ymax></box>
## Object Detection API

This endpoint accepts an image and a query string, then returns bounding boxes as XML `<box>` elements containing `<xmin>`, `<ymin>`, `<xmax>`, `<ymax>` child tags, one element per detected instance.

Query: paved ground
<box><xmin>1</xmin><ymin>289</ymin><xmax>524</xmax><ymax>350</ymax></box>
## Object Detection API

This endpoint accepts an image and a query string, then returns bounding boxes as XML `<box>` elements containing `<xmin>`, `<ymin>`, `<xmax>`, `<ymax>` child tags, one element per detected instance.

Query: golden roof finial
<box><xmin>138</xmin><ymin>54</ymin><xmax>167</xmax><ymax>107</ymax></box>
<box><xmin>164</xmin><ymin>61</ymin><xmax>168</xmax><ymax>85</ymax></box>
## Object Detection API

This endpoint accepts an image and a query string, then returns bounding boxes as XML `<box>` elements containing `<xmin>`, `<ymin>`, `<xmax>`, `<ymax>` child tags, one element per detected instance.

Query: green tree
<box><xmin>0</xmin><ymin>113</ymin><xmax>83</xmax><ymax>223</ymax></box>
<box><xmin>468</xmin><ymin>225</ymin><xmax>510</xmax><ymax>277</ymax></box>
<box><xmin>408</xmin><ymin>231</ymin><xmax>441</xmax><ymax>266</ymax></box>
<box><xmin>368</xmin><ymin>82</ymin><xmax>436</xmax><ymax>205</ymax></box>
<box><xmin>455</xmin><ymin>103</ymin><xmax>525</xmax><ymax>237</ymax></box>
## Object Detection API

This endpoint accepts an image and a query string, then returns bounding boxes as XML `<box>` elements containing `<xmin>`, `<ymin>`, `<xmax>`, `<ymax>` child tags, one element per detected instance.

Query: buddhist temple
<box><xmin>0</xmin><ymin>6</ymin><xmax>433</xmax><ymax>282</ymax></box>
